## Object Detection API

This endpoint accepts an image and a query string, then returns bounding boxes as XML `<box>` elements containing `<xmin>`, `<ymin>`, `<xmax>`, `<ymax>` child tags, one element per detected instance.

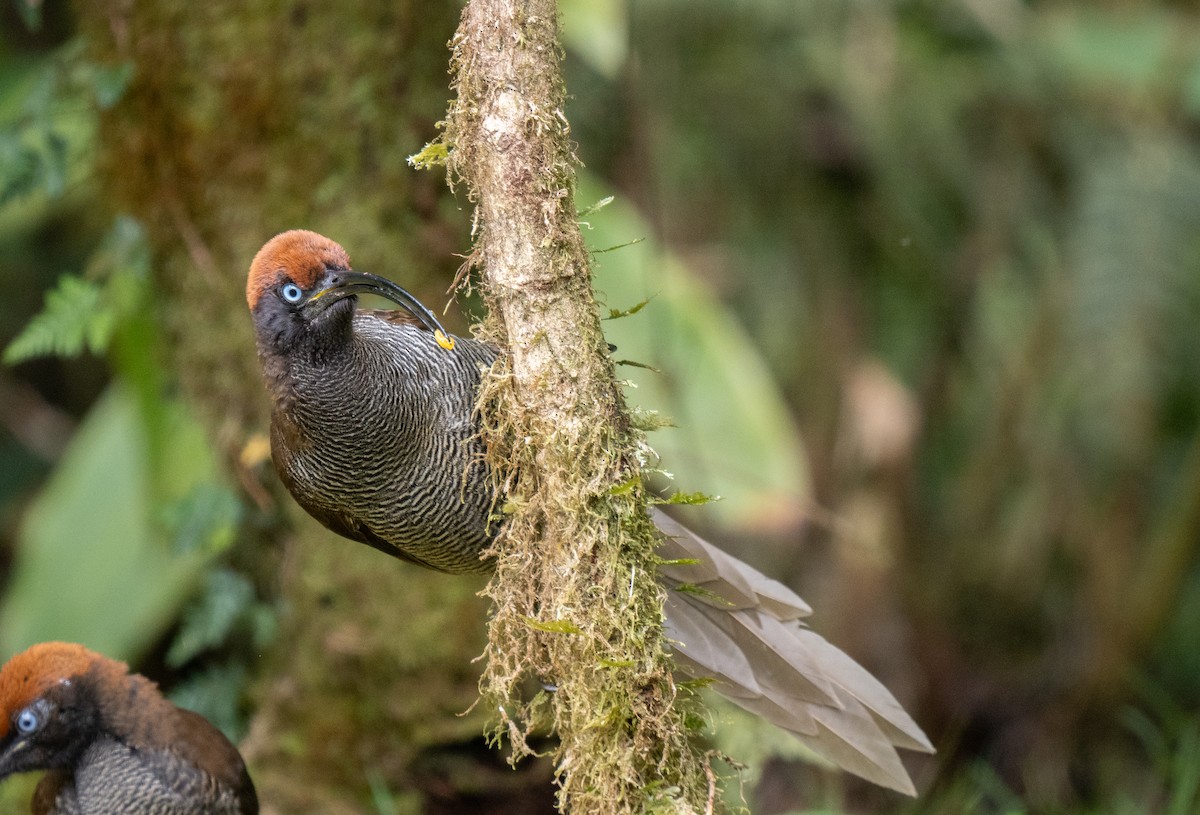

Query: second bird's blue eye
<box><xmin>281</xmin><ymin>283</ymin><xmax>304</xmax><ymax>303</ymax></box>
<box><xmin>16</xmin><ymin>708</ymin><xmax>39</xmax><ymax>735</ymax></box>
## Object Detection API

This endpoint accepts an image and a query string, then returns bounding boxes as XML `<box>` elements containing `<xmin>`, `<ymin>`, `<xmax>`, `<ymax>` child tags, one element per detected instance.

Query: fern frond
<box><xmin>3</xmin><ymin>275</ymin><xmax>112</xmax><ymax>364</ymax></box>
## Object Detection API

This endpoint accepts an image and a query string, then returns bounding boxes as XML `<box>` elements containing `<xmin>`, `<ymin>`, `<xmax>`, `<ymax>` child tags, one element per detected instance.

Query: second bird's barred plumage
<box><xmin>38</xmin><ymin>737</ymin><xmax>247</xmax><ymax>815</ymax></box>
<box><xmin>271</xmin><ymin>315</ymin><xmax>499</xmax><ymax>573</ymax></box>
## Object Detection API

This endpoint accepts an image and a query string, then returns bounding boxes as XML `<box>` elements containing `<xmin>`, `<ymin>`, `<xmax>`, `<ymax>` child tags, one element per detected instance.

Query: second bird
<box><xmin>246</xmin><ymin>229</ymin><xmax>933</xmax><ymax>794</ymax></box>
<box><xmin>0</xmin><ymin>642</ymin><xmax>257</xmax><ymax>815</ymax></box>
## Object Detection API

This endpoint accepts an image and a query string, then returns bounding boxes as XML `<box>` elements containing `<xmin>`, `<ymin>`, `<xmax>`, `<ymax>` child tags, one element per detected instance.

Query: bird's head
<box><xmin>247</xmin><ymin>229</ymin><xmax>455</xmax><ymax>355</ymax></box>
<box><xmin>0</xmin><ymin>643</ymin><xmax>108</xmax><ymax>780</ymax></box>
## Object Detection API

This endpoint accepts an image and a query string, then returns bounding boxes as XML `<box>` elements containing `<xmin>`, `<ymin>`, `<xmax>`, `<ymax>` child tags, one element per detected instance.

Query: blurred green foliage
<box><xmin>5</xmin><ymin>216</ymin><xmax>148</xmax><ymax>363</ymax></box>
<box><xmin>583</xmin><ymin>174</ymin><xmax>811</xmax><ymax>529</ymax></box>
<box><xmin>568</xmin><ymin>0</ymin><xmax>1200</xmax><ymax>811</ymax></box>
<box><xmin>0</xmin><ymin>385</ymin><xmax>214</xmax><ymax>657</ymax></box>
<box><xmin>0</xmin><ymin>4</ymin><xmax>264</xmax><ymax>752</ymax></box>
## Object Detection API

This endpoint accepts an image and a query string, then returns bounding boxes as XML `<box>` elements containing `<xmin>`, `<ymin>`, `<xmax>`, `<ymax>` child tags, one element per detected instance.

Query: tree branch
<box><xmin>441</xmin><ymin>1</ymin><xmax>714</xmax><ymax>812</ymax></box>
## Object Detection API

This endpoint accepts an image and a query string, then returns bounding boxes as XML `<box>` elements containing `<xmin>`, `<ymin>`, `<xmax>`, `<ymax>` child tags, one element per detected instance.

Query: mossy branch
<box><xmin>441</xmin><ymin>1</ymin><xmax>714</xmax><ymax>812</ymax></box>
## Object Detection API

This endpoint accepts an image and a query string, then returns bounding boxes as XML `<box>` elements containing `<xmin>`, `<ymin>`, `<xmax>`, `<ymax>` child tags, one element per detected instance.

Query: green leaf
<box><xmin>522</xmin><ymin>617</ymin><xmax>584</xmax><ymax>635</ymax></box>
<box><xmin>19</xmin><ymin>59</ymin><xmax>58</xmax><ymax>120</ymax></box>
<box><xmin>655</xmin><ymin>558</ymin><xmax>701</xmax><ymax>568</ymax></box>
<box><xmin>4</xmin><ymin>217</ymin><xmax>152</xmax><ymax>366</ymax></box>
<box><xmin>614</xmin><ymin>358</ymin><xmax>661</xmax><ymax>373</ymax></box>
<box><xmin>560</xmin><ymin>0</ymin><xmax>627</xmax><ymax>79</ymax></box>
<box><xmin>605</xmin><ymin>297</ymin><xmax>652</xmax><ymax>320</ymax></box>
<box><xmin>583</xmin><ymin>172</ymin><xmax>809</xmax><ymax>530</ymax></box>
<box><xmin>657</xmin><ymin>490</ymin><xmax>718</xmax><ymax>506</ymax></box>
<box><xmin>41</xmin><ymin>131</ymin><xmax>68</xmax><ymax>197</ymax></box>
<box><xmin>162</xmin><ymin>482</ymin><xmax>243</xmax><ymax>556</ymax></box>
<box><xmin>0</xmin><ymin>136</ymin><xmax>40</xmax><ymax>206</ymax></box>
<box><xmin>628</xmin><ymin>409</ymin><xmax>675</xmax><ymax>432</ymax></box>
<box><xmin>1044</xmin><ymin>12</ymin><xmax>1170</xmax><ymax>92</ymax></box>
<box><xmin>166</xmin><ymin>569</ymin><xmax>255</xmax><ymax>667</ymax></box>
<box><xmin>578</xmin><ymin>195</ymin><xmax>614</xmax><ymax>218</ymax></box>
<box><xmin>15</xmin><ymin>0</ymin><xmax>42</xmax><ymax>31</ymax></box>
<box><xmin>0</xmin><ymin>386</ymin><xmax>213</xmax><ymax>660</ymax></box>
<box><xmin>407</xmin><ymin>140</ymin><xmax>448</xmax><ymax>170</ymax></box>
<box><xmin>89</xmin><ymin>215</ymin><xmax>151</xmax><ymax>282</ymax></box>
<box><xmin>3</xmin><ymin>275</ymin><xmax>111</xmax><ymax>363</ymax></box>
<box><xmin>91</xmin><ymin>63</ymin><xmax>134</xmax><ymax>110</ymax></box>
<box><xmin>168</xmin><ymin>662</ymin><xmax>249</xmax><ymax>742</ymax></box>
<box><xmin>366</xmin><ymin>767</ymin><xmax>410</xmax><ymax>815</ymax></box>
<box><xmin>607</xmin><ymin>475</ymin><xmax>640</xmax><ymax>496</ymax></box>
<box><xmin>672</xmin><ymin>583</ymin><xmax>731</xmax><ymax>606</ymax></box>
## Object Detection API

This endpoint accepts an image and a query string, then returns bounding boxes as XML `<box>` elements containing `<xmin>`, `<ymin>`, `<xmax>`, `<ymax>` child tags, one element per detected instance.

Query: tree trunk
<box><xmin>441</xmin><ymin>2</ymin><xmax>715</xmax><ymax>812</ymax></box>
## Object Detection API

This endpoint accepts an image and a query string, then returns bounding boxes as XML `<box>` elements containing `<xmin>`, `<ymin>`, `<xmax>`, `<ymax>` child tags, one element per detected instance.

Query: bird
<box><xmin>0</xmin><ymin>642</ymin><xmax>258</xmax><ymax>815</ymax></box>
<box><xmin>246</xmin><ymin>229</ymin><xmax>934</xmax><ymax>795</ymax></box>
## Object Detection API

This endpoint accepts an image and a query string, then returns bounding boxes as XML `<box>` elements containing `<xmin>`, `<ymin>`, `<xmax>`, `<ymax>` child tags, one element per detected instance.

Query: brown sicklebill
<box><xmin>246</xmin><ymin>229</ymin><xmax>934</xmax><ymax>794</ymax></box>
<box><xmin>0</xmin><ymin>642</ymin><xmax>258</xmax><ymax>815</ymax></box>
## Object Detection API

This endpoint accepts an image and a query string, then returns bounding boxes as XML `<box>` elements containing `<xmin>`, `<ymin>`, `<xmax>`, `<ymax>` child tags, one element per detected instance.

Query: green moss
<box><xmin>441</xmin><ymin>1</ymin><xmax>717</xmax><ymax>812</ymax></box>
<box><xmin>242</xmin><ymin>529</ymin><xmax>493</xmax><ymax>810</ymax></box>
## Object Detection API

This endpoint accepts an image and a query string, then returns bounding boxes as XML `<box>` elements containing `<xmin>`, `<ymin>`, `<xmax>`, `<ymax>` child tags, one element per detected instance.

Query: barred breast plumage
<box><xmin>271</xmin><ymin>316</ymin><xmax>499</xmax><ymax>573</ymax></box>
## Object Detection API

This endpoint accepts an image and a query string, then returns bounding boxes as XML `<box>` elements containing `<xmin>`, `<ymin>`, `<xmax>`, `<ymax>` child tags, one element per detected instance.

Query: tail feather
<box><xmin>797</xmin><ymin>699</ymin><xmax>919</xmax><ymax>795</ymax></box>
<box><xmin>796</xmin><ymin>629</ymin><xmax>933</xmax><ymax>754</ymax></box>
<box><xmin>725</xmin><ymin>608</ymin><xmax>842</xmax><ymax>705</ymax></box>
<box><xmin>656</xmin><ymin>510</ymin><xmax>810</xmax><ymax>618</ymax></box>
<box><xmin>664</xmin><ymin>591</ymin><xmax>835</xmax><ymax>717</ymax></box>
<box><xmin>670</xmin><ymin>646</ymin><xmax>821</xmax><ymax>737</ymax></box>
<box><xmin>661</xmin><ymin>589</ymin><xmax>765</xmax><ymax>699</ymax></box>
<box><xmin>652</xmin><ymin>509</ymin><xmax>932</xmax><ymax>796</ymax></box>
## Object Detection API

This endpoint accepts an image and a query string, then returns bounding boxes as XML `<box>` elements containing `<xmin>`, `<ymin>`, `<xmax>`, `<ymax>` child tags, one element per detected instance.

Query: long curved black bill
<box><xmin>306</xmin><ymin>270</ymin><xmax>455</xmax><ymax>350</ymax></box>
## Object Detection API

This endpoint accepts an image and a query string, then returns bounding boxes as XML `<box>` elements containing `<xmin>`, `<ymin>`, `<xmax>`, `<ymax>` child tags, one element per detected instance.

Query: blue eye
<box><xmin>281</xmin><ymin>283</ymin><xmax>304</xmax><ymax>303</ymax></box>
<box><xmin>16</xmin><ymin>707</ymin><xmax>39</xmax><ymax>735</ymax></box>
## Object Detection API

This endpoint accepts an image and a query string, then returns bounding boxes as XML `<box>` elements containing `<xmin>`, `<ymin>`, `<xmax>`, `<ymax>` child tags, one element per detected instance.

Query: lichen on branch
<box><xmin>438</xmin><ymin>0</ymin><xmax>715</xmax><ymax>812</ymax></box>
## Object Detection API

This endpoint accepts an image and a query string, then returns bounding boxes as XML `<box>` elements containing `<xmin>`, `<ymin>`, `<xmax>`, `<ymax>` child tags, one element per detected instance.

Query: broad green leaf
<box><xmin>0</xmin><ymin>386</ymin><xmax>216</xmax><ymax>661</ymax></box>
<box><xmin>1042</xmin><ymin>12</ymin><xmax>1171</xmax><ymax>92</ymax></box>
<box><xmin>583</xmin><ymin>173</ymin><xmax>809</xmax><ymax>531</ymax></box>
<box><xmin>560</xmin><ymin>0</ymin><xmax>627</xmax><ymax>80</ymax></box>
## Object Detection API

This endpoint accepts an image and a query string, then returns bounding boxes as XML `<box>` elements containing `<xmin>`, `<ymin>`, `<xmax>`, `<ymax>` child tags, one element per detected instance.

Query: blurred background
<box><xmin>2</xmin><ymin>0</ymin><xmax>1200</xmax><ymax>813</ymax></box>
